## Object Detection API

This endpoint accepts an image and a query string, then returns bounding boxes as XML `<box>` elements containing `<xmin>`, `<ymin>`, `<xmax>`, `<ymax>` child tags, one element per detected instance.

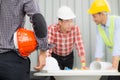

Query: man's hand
<box><xmin>34</xmin><ymin>50</ymin><xmax>47</xmax><ymax>71</ymax></box>
<box><xmin>81</xmin><ymin>66</ymin><xmax>89</xmax><ymax>70</ymax></box>
<box><xmin>80</xmin><ymin>55</ymin><xmax>89</xmax><ymax>70</ymax></box>
<box><xmin>95</xmin><ymin>58</ymin><xmax>101</xmax><ymax>62</ymax></box>
<box><xmin>111</xmin><ymin>56</ymin><xmax>119</xmax><ymax>70</ymax></box>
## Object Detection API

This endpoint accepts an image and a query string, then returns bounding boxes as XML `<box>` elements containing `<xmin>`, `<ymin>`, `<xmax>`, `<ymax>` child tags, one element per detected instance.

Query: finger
<box><xmin>34</xmin><ymin>66</ymin><xmax>42</xmax><ymax>71</ymax></box>
<box><xmin>34</xmin><ymin>64</ymin><xmax>45</xmax><ymax>71</ymax></box>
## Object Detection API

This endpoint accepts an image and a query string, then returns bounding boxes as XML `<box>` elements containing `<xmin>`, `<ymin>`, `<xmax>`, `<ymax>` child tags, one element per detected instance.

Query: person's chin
<box><xmin>95</xmin><ymin>22</ymin><xmax>99</xmax><ymax>25</ymax></box>
<box><xmin>96</xmin><ymin>23</ymin><xmax>99</xmax><ymax>25</ymax></box>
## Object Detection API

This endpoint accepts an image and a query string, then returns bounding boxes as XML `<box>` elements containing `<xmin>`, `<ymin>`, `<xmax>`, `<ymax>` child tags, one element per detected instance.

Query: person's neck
<box><xmin>60</xmin><ymin>26</ymin><xmax>67</xmax><ymax>33</ymax></box>
<box><xmin>101</xmin><ymin>15</ymin><xmax>107</xmax><ymax>25</ymax></box>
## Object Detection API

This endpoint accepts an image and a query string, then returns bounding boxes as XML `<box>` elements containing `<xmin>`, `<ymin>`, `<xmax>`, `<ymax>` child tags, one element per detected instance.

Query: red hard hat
<box><xmin>14</xmin><ymin>28</ymin><xmax>37</xmax><ymax>57</ymax></box>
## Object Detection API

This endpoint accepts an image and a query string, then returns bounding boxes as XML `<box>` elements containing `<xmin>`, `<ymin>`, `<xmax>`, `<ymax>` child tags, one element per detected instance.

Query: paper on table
<box><xmin>90</xmin><ymin>61</ymin><xmax>112</xmax><ymax>70</ymax></box>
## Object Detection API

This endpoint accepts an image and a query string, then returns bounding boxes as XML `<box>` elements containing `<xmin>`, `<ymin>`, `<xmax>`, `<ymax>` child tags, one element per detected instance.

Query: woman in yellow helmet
<box><xmin>88</xmin><ymin>0</ymin><xmax>120</xmax><ymax>80</ymax></box>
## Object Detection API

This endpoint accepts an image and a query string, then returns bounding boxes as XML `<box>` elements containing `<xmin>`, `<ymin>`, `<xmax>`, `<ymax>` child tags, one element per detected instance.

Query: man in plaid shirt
<box><xmin>47</xmin><ymin>6</ymin><xmax>87</xmax><ymax>70</ymax></box>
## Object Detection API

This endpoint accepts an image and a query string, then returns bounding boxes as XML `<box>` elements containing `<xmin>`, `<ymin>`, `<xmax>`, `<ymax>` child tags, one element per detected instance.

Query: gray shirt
<box><xmin>0</xmin><ymin>0</ymin><xmax>51</xmax><ymax>53</ymax></box>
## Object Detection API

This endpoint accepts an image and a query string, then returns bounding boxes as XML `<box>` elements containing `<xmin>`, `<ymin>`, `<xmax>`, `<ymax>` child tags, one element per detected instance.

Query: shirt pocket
<box><xmin>10</xmin><ymin>0</ymin><xmax>24</xmax><ymax>24</ymax></box>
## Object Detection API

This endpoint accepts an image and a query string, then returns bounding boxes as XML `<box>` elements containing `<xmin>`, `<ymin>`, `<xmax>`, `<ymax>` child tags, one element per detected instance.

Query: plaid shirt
<box><xmin>48</xmin><ymin>24</ymin><xmax>85</xmax><ymax>57</ymax></box>
<box><xmin>0</xmin><ymin>0</ymin><xmax>51</xmax><ymax>53</ymax></box>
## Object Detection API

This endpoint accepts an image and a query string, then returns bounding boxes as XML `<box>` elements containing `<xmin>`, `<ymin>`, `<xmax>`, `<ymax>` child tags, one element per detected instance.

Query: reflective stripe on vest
<box><xmin>98</xmin><ymin>16</ymin><xmax>116</xmax><ymax>51</ymax></box>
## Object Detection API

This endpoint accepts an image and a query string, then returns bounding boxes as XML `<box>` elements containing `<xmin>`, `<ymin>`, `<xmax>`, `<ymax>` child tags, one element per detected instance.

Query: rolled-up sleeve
<box><xmin>95</xmin><ymin>27</ymin><xmax>105</xmax><ymax>58</ymax></box>
<box><xmin>36</xmin><ymin>36</ymin><xmax>53</xmax><ymax>51</ymax></box>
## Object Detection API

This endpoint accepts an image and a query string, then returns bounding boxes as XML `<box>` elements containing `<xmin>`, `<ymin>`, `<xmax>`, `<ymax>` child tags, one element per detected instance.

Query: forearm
<box><xmin>112</xmin><ymin>56</ymin><xmax>119</xmax><ymax>69</ymax></box>
<box><xmin>80</xmin><ymin>55</ymin><xmax>86</xmax><ymax>62</ymax></box>
<box><xmin>34</xmin><ymin>50</ymin><xmax>47</xmax><ymax>70</ymax></box>
<box><xmin>80</xmin><ymin>55</ymin><xmax>86</xmax><ymax>67</ymax></box>
<box><xmin>38</xmin><ymin>50</ymin><xmax>46</xmax><ymax>63</ymax></box>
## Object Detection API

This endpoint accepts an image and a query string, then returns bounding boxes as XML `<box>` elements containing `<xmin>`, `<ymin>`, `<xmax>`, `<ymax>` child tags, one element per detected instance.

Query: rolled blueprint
<box><xmin>90</xmin><ymin>61</ymin><xmax>112</xmax><ymax>70</ymax></box>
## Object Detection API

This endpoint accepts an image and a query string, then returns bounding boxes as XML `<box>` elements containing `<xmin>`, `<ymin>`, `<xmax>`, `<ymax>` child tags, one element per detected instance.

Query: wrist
<box><xmin>40</xmin><ymin>51</ymin><xmax>47</xmax><ymax>56</ymax></box>
<box><xmin>40</xmin><ymin>50</ymin><xmax>46</xmax><ymax>54</ymax></box>
<box><xmin>81</xmin><ymin>59</ymin><xmax>86</xmax><ymax>66</ymax></box>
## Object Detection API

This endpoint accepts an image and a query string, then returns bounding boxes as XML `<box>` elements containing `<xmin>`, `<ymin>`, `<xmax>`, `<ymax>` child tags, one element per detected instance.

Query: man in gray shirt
<box><xmin>0</xmin><ymin>0</ymin><xmax>52</xmax><ymax>80</ymax></box>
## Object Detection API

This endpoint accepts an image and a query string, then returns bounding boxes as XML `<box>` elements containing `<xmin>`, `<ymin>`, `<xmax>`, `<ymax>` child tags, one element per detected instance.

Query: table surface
<box><xmin>34</xmin><ymin>70</ymin><xmax>120</xmax><ymax>76</ymax></box>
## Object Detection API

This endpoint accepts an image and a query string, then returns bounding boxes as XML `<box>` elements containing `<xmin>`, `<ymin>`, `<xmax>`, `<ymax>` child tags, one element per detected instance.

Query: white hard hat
<box><xmin>57</xmin><ymin>6</ymin><xmax>76</xmax><ymax>20</ymax></box>
<box><xmin>42</xmin><ymin>57</ymin><xmax>60</xmax><ymax>70</ymax></box>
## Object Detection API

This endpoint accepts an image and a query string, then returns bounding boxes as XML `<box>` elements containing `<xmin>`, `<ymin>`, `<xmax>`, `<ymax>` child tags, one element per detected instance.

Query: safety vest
<box><xmin>98</xmin><ymin>16</ymin><xmax>116</xmax><ymax>51</ymax></box>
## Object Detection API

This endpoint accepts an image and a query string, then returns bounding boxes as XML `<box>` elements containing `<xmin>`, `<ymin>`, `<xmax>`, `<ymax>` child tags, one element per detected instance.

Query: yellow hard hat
<box><xmin>88</xmin><ymin>0</ymin><xmax>111</xmax><ymax>14</ymax></box>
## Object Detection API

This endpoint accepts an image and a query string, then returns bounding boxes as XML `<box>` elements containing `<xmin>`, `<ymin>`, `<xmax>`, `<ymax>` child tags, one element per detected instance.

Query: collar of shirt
<box><xmin>102</xmin><ymin>15</ymin><xmax>110</xmax><ymax>28</ymax></box>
